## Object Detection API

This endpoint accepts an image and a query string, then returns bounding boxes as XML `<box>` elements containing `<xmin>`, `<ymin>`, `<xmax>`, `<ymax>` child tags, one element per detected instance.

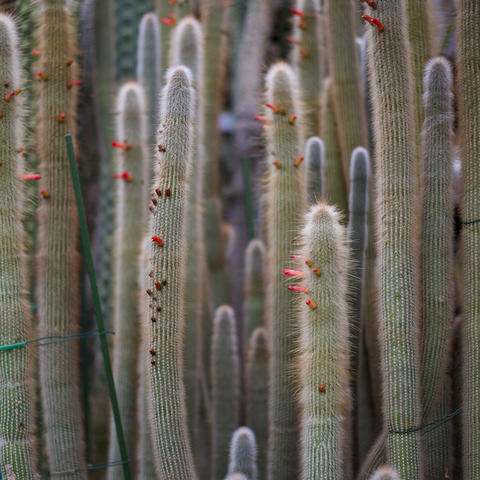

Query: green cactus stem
<box><xmin>456</xmin><ymin>0</ymin><xmax>480</xmax><ymax>476</ymax></box>
<box><xmin>245</xmin><ymin>328</ymin><xmax>269</xmax><ymax>480</ymax></box>
<box><xmin>290</xmin><ymin>0</ymin><xmax>325</xmax><ymax>139</ymax></box>
<box><xmin>34</xmin><ymin>0</ymin><xmax>87</xmax><ymax>476</ymax></box>
<box><xmin>297</xmin><ymin>202</ymin><xmax>351</xmax><ymax>480</ymax></box>
<box><xmin>147</xmin><ymin>65</ymin><xmax>198</xmax><ymax>480</ymax></box>
<box><xmin>211</xmin><ymin>305</ymin><xmax>240</xmax><ymax>480</ymax></box>
<box><xmin>107</xmin><ymin>82</ymin><xmax>148</xmax><ymax>479</ymax></box>
<box><xmin>228</xmin><ymin>427</ymin><xmax>258</xmax><ymax>480</ymax></box>
<box><xmin>364</xmin><ymin>0</ymin><xmax>422</xmax><ymax>476</ymax></box>
<box><xmin>0</xmin><ymin>14</ymin><xmax>37</xmax><ymax>480</ymax></box>
<box><xmin>304</xmin><ymin>136</ymin><xmax>324</xmax><ymax>205</ymax></box>
<box><xmin>264</xmin><ymin>61</ymin><xmax>306</xmax><ymax>480</ymax></box>
<box><xmin>243</xmin><ymin>240</ymin><xmax>266</xmax><ymax>343</ymax></box>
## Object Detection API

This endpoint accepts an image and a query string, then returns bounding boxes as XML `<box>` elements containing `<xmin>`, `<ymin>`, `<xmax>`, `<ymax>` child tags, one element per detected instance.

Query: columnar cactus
<box><xmin>0</xmin><ymin>14</ymin><xmax>37</xmax><ymax>480</ymax></box>
<box><xmin>35</xmin><ymin>0</ymin><xmax>87</xmax><ymax>476</ymax></box>
<box><xmin>246</xmin><ymin>328</ymin><xmax>269</xmax><ymax>480</ymax></box>
<box><xmin>364</xmin><ymin>0</ymin><xmax>422</xmax><ymax>477</ymax></box>
<box><xmin>290</xmin><ymin>0</ymin><xmax>325</xmax><ymax>139</ymax></box>
<box><xmin>211</xmin><ymin>305</ymin><xmax>240</xmax><ymax>480</ymax></box>
<box><xmin>264</xmin><ymin>62</ymin><xmax>306</xmax><ymax>480</ymax></box>
<box><xmin>456</xmin><ymin>0</ymin><xmax>480</xmax><ymax>476</ymax></box>
<box><xmin>147</xmin><ymin>65</ymin><xmax>198</xmax><ymax>480</ymax></box>
<box><xmin>297</xmin><ymin>203</ymin><xmax>351</xmax><ymax>480</ymax></box>
<box><xmin>304</xmin><ymin>137</ymin><xmax>324</xmax><ymax>205</ymax></box>
<box><xmin>228</xmin><ymin>427</ymin><xmax>258</xmax><ymax>480</ymax></box>
<box><xmin>107</xmin><ymin>82</ymin><xmax>148</xmax><ymax>479</ymax></box>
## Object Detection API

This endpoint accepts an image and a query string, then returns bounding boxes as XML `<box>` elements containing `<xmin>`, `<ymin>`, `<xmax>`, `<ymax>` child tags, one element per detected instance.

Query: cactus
<box><xmin>297</xmin><ymin>202</ymin><xmax>351</xmax><ymax>479</ymax></box>
<box><xmin>368</xmin><ymin>466</ymin><xmax>401</xmax><ymax>480</ymax></box>
<box><xmin>0</xmin><ymin>14</ymin><xmax>37</xmax><ymax>480</ymax></box>
<box><xmin>364</xmin><ymin>0</ymin><xmax>422</xmax><ymax>476</ymax></box>
<box><xmin>289</xmin><ymin>0</ymin><xmax>325</xmax><ymax>139</ymax></box>
<box><xmin>245</xmin><ymin>328</ymin><xmax>269</xmax><ymax>480</ymax></box>
<box><xmin>228</xmin><ymin>427</ymin><xmax>258</xmax><ymax>480</ymax></box>
<box><xmin>243</xmin><ymin>240</ymin><xmax>266</xmax><ymax>343</ymax></box>
<box><xmin>137</xmin><ymin>13</ymin><xmax>161</xmax><ymax>151</ymax></box>
<box><xmin>264</xmin><ymin>62</ymin><xmax>306</xmax><ymax>480</ymax></box>
<box><xmin>456</xmin><ymin>0</ymin><xmax>480</xmax><ymax>476</ymax></box>
<box><xmin>211</xmin><ymin>305</ymin><xmax>240</xmax><ymax>480</ymax></box>
<box><xmin>224</xmin><ymin>474</ymin><xmax>249</xmax><ymax>480</ymax></box>
<box><xmin>304</xmin><ymin>137</ymin><xmax>324</xmax><ymax>205</ymax></box>
<box><xmin>147</xmin><ymin>65</ymin><xmax>198</xmax><ymax>480</ymax></box>
<box><xmin>34</xmin><ymin>0</ymin><xmax>87</xmax><ymax>476</ymax></box>
<box><xmin>107</xmin><ymin>82</ymin><xmax>148</xmax><ymax>479</ymax></box>
<box><xmin>324</xmin><ymin>0</ymin><xmax>368</xmax><ymax>181</ymax></box>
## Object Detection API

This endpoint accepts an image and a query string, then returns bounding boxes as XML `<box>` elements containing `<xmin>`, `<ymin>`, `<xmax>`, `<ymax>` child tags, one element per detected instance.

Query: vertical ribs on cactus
<box><xmin>0</xmin><ymin>13</ymin><xmax>37</xmax><ymax>480</ymax></box>
<box><xmin>228</xmin><ymin>427</ymin><xmax>258</xmax><ymax>480</ymax></box>
<box><xmin>147</xmin><ymin>65</ymin><xmax>198</xmax><ymax>480</ymax></box>
<box><xmin>296</xmin><ymin>203</ymin><xmax>351</xmax><ymax>480</ymax></box>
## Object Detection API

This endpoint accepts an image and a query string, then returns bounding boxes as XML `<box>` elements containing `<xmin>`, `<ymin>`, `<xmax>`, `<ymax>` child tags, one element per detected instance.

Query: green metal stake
<box><xmin>242</xmin><ymin>157</ymin><xmax>255</xmax><ymax>242</ymax></box>
<box><xmin>65</xmin><ymin>134</ymin><xmax>132</xmax><ymax>480</ymax></box>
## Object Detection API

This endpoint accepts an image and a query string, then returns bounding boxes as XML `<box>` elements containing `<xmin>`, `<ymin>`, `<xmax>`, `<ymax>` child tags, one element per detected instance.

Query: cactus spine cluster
<box><xmin>147</xmin><ymin>65</ymin><xmax>198</xmax><ymax>480</ymax></box>
<box><xmin>34</xmin><ymin>0</ymin><xmax>87</xmax><ymax>476</ymax></box>
<box><xmin>0</xmin><ymin>14</ymin><xmax>36</xmax><ymax>480</ymax></box>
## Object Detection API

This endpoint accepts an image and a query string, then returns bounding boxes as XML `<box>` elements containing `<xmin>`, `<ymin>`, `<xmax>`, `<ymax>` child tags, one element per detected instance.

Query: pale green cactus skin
<box><xmin>107</xmin><ymin>82</ymin><xmax>149</xmax><ymax>479</ymax></box>
<box><xmin>34</xmin><ymin>1</ymin><xmax>87</xmax><ymax>476</ymax></box>
<box><xmin>228</xmin><ymin>427</ymin><xmax>258</xmax><ymax>480</ymax></box>
<box><xmin>211</xmin><ymin>305</ymin><xmax>240</xmax><ymax>480</ymax></box>
<box><xmin>147</xmin><ymin>66</ymin><xmax>198</xmax><ymax>480</ymax></box>
<box><xmin>246</xmin><ymin>328</ymin><xmax>269</xmax><ymax>480</ymax></box>
<box><xmin>297</xmin><ymin>203</ymin><xmax>351</xmax><ymax>480</ymax></box>
<box><xmin>0</xmin><ymin>14</ymin><xmax>37</xmax><ymax>480</ymax></box>
<box><xmin>264</xmin><ymin>62</ymin><xmax>306</xmax><ymax>480</ymax></box>
<box><xmin>364</xmin><ymin>0</ymin><xmax>422</xmax><ymax>476</ymax></box>
<box><xmin>456</xmin><ymin>0</ymin><xmax>480</xmax><ymax>476</ymax></box>
<box><xmin>304</xmin><ymin>137</ymin><xmax>324</xmax><ymax>205</ymax></box>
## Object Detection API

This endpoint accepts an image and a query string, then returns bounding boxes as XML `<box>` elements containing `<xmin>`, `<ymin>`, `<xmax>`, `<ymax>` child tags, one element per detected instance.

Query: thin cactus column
<box><xmin>107</xmin><ymin>82</ymin><xmax>148</xmax><ymax>479</ymax></box>
<box><xmin>297</xmin><ymin>203</ymin><xmax>351</xmax><ymax>480</ymax></box>
<box><xmin>364</xmin><ymin>0</ymin><xmax>422</xmax><ymax>477</ymax></box>
<box><xmin>264</xmin><ymin>62</ymin><xmax>306</xmax><ymax>480</ymax></box>
<box><xmin>228</xmin><ymin>427</ymin><xmax>258</xmax><ymax>480</ymax></box>
<box><xmin>0</xmin><ymin>14</ymin><xmax>37</xmax><ymax>480</ymax></box>
<box><xmin>147</xmin><ymin>65</ymin><xmax>198</xmax><ymax>480</ymax></box>
<box><xmin>456</xmin><ymin>0</ymin><xmax>480</xmax><ymax>476</ymax></box>
<box><xmin>34</xmin><ymin>0</ymin><xmax>87</xmax><ymax>476</ymax></box>
<box><xmin>304</xmin><ymin>136</ymin><xmax>324</xmax><ymax>205</ymax></box>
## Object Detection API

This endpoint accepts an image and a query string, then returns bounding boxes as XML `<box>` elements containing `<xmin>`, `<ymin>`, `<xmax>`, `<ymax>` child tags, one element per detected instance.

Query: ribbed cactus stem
<box><xmin>107</xmin><ymin>82</ymin><xmax>148</xmax><ymax>479</ymax></box>
<box><xmin>137</xmin><ymin>13</ymin><xmax>161</xmax><ymax>150</ymax></box>
<box><xmin>264</xmin><ymin>62</ymin><xmax>305</xmax><ymax>480</ymax></box>
<box><xmin>147</xmin><ymin>65</ymin><xmax>198</xmax><ymax>480</ymax></box>
<box><xmin>35</xmin><ymin>0</ymin><xmax>87</xmax><ymax>476</ymax></box>
<box><xmin>456</xmin><ymin>0</ymin><xmax>480</xmax><ymax>476</ymax></box>
<box><xmin>290</xmin><ymin>0</ymin><xmax>325</xmax><ymax>138</ymax></box>
<box><xmin>420</xmin><ymin>57</ymin><xmax>454</xmax><ymax>418</ymax></box>
<box><xmin>0</xmin><ymin>14</ymin><xmax>37</xmax><ymax>480</ymax></box>
<box><xmin>297</xmin><ymin>203</ymin><xmax>350</xmax><ymax>479</ymax></box>
<box><xmin>228</xmin><ymin>427</ymin><xmax>258</xmax><ymax>480</ymax></box>
<box><xmin>211</xmin><ymin>305</ymin><xmax>240</xmax><ymax>480</ymax></box>
<box><xmin>365</xmin><ymin>0</ymin><xmax>422</xmax><ymax>477</ymax></box>
<box><xmin>304</xmin><ymin>136</ymin><xmax>324</xmax><ymax>205</ymax></box>
<box><xmin>324</xmin><ymin>0</ymin><xmax>368</xmax><ymax>182</ymax></box>
<box><xmin>243</xmin><ymin>240</ymin><xmax>266</xmax><ymax>343</ymax></box>
<box><xmin>246</xmin><ymin>328</ymin><xmax>269</xmax><ymax>480</ymax></box>
<box><xmin>368</xmin><ymin>466</ymin><xmax>401</xmax><ymax>480</ymax></box>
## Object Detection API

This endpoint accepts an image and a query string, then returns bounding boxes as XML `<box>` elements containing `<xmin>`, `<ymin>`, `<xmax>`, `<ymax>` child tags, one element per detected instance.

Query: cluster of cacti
<box><xmin>0</xmin><ymin>0</ymin><xmax>478</xmax><ymax>479</ymax></box>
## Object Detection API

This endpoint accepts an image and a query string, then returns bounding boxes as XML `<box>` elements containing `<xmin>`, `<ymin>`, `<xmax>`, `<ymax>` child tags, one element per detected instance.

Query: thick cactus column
<box><xmin>34</xmin><ymin>0</ymin><xmax>87</xmax><ymax>476</ymax></box>
<box><xmin>107</xmin><ymin>82</ymin><xmax>148</xmax><ymax>479</ymax></box>
<box><xmin>264</xmin><ymin>62</ymin><xmax>306</xmax><ymax>480</ymax></box>
<box><xmin>211</xmin><ymin>305</ymin><xmax>240</xmax><ymax>480</ymax></box>
<box><xmin>228</xmin><ymin>427</ymin><xmax>258</xmax><ymax>480</ymax></box>
<box><xmin>365</xmin><ymin>1</ymin><xmax>422</xmax><ymax>477</ymax></box>
<box><xmin>456</xmin><ymin>0</ymin><xmax>480</xmax><ymax>476</ymax></box>
<box><xmin>0</xmin><ymin>14</ymin><xmax>37</xmax><ymax>480</ymax></box>
<box><xmin>147</xmin><ymin>65</ymin><xmax>198</xmax><ymax>480</ymax></box>
<box><xmin>297</xmin><ymin>203</ymin><xmax>351</xmax><ymax>480</ymax></box>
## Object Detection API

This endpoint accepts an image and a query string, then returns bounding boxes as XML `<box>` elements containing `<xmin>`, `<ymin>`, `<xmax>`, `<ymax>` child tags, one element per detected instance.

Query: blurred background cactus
<box><xmin>0</xmin><ymin>0</ymin><xmax>475</xmax><ymax>479</ymax></box>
